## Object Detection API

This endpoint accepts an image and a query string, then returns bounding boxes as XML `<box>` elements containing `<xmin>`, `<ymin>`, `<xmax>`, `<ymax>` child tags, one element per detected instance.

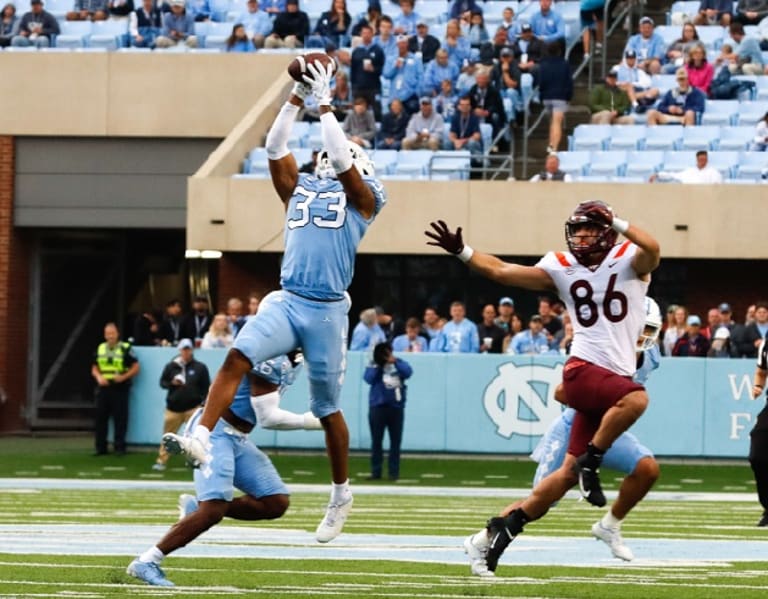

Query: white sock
<box><xmin>601</xmin><ymin>511</ymin><xmax>622</xmax><ymax>529</ymax></box>
<box><xmin>331</xmin><ymin>480</ymin><xmax>351</xmax><ymax>504</ymax></box>
<box><xmin>139</xmin><ymin>546</ymin><xmax>165</xmax><ymax>564</ymax></box>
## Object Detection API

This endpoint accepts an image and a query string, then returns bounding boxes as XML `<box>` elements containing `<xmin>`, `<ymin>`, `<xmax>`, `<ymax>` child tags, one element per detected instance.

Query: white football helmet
<box><xmin>315</xmin><ymin>141</ymin><xmax>375</xmax><ymax>179</ymax></box>
<box><xmin>637</xmin><ymin>297</ymin><xmax>662</xmax><ymax>351</ymax></box>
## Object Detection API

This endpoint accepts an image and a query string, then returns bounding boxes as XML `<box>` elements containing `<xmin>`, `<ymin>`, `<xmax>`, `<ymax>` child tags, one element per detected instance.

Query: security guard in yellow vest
<box><xmin>91</xmin><ymin>322</ymin><xmax>140</xmax><ymax>455</ymax></box>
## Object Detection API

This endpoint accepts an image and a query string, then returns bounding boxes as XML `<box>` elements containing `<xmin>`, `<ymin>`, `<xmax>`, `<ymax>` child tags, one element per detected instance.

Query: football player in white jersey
<box><xmin>172</xmin><ymin>60</ymin><xmax>386</xmax><ymax>544</ymax></box>
<box><xmin>426</xmin><ymin>200</ymin><xmax>660</xmax><ymax>575</ymax></box>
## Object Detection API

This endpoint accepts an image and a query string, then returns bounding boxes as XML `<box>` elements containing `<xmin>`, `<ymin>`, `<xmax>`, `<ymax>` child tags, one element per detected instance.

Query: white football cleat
<box><xmin>591</xmin><ymin>520</ymin><xmax>634</xmax><ymax>561</ymax></box>
<box><xmin>162</xmin><ymin>433</ymin><xmax>208</xmax><ymax>468</ymax></box>
<box><xmin>315</xmin><ymin>495</ymin><xmax>353</xmax><ymax>543</ymax></box>
<box><xmin>464</xmin><ymin>531</ymin><xmax>494</xmax><ymax>577</ymax></box>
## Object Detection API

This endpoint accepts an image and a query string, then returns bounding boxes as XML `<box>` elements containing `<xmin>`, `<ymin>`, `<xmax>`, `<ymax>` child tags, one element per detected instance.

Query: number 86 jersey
<box><xmin>536</xmin><ymin>240</ymin><xmax>649</xmax><ymax>377</ymax></box>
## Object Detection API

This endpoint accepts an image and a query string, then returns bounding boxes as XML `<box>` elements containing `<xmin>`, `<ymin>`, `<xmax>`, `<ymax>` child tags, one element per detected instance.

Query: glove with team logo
<box><xmin>303</xmin><ymin>60</ymin><xmax>334</xmax><ymax>107</ymax></box>
<box><xmin>425</xmin><ymin>220</ymin><xmax>464</xmax><ymax>255</ymax></box>
<box><xmin>291</xmin><ymin>81</ymin><xmax>313</xmax><ymax>102</ymax></box>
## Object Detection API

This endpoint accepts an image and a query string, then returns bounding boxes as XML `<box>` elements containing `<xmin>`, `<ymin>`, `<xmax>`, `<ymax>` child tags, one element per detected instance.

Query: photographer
<box><xmin>364</xmin><ymin>342</ymin><xmax>413</xmax><ymax>481</ymax></box>
<box><xmin>152</xmin><ymin>339</ymin><xmax>210</xmax><ymax>472</ymax></box>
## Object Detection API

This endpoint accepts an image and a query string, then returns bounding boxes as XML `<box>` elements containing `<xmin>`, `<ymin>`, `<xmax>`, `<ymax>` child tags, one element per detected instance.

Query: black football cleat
<box><xmin>575</xmin><ymin>453</ymin><xmax>607</xmax><ymax>507</ymax></box>
<box><xmin>485</xmin><ymin>517</ymin><xmax>516</xmax><ymax>572</ymax></box>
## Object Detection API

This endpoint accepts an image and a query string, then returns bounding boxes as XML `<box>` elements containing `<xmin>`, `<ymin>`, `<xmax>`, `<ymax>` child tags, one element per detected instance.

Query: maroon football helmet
<box><xmin>564</xmin><ymin>200</ymin><xmax>619</xmax><ymax>266</ymax></box>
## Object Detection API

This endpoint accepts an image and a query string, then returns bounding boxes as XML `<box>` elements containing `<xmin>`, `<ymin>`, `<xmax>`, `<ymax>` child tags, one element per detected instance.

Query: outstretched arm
<box><xmin>266</xmin><ymin>84</ymin><xmax>310</xmax><ymax>205</ymax></box>
<box><xmin>304</xmin><ymin>61</ymin><xmax>376</xmax><ymax>219</ymax></box>
<box><xmin>425</xmin><ymin>220</ymin><xmax>555</xmax><ymax>291</ymax></box>
<box><xmin>608</xmin><ymin>213</ymin><xmax>660</xmax><ymax>277</ymax></box>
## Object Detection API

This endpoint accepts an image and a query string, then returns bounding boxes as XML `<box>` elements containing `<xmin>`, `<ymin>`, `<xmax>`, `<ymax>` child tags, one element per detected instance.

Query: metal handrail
<box><xmin>601</xmin><ymin>0</ymin><xmax>640</xmax><ymax>79</ymax></box>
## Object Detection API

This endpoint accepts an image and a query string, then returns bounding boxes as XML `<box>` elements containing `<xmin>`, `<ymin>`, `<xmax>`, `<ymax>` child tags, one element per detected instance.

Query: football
<box><xmin>287</xmin><ymin>52</ymin><xmax>338</xmax><ymax>83</ymax></box>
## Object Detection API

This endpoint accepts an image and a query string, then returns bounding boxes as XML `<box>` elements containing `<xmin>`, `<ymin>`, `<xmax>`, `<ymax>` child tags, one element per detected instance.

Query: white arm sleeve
<box><xmin>320</xmin><ymin>111</ymin><xmax>353</xmax><ymax>174</ymax></box>
<box><xmin>265</xmin><ymin>102</ymin><xmax>300</xmax><ymax>160</ymax></box>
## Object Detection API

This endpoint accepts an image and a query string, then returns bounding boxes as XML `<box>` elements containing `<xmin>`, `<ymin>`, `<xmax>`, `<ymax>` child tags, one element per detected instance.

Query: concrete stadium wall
<box><xmin>127</xmin><ymin>348</ymin><xmax>762</xmax><ymax>459</ymax></box>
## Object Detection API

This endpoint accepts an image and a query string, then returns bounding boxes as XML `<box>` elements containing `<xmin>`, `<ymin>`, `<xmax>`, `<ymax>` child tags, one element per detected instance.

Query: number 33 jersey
<box><xmin>281</xmin><ymin>174</ymin><xmax>387</xmax><ymax>301</ymax></box>
<box><xmin>536</xmin><ymin>240</ymin><xmax>649</xmax><ymax>377</ymax></box>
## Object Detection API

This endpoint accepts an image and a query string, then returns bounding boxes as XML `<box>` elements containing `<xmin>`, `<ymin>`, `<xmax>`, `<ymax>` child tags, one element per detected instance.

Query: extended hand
<box><xmin>303</xmin><ymin>60</ymin><xmax>334</xmax><ymax>106</ymax></box>
<box><xmin>425</xmin><ymin>220</ymin><xmax>464</xmax><ymax>254</ymax></box>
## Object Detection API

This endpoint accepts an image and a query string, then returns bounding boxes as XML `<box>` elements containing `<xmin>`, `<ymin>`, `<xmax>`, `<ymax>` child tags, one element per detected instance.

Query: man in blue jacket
<box><xmin>364</xmin><ymin>342</ymin><xmax>413</xmax><ymax>481</ymax></box>
<box><xmin>646</xmin><ymin>67</ymin><xmax>705</xmax><ymax>126</ymax></box>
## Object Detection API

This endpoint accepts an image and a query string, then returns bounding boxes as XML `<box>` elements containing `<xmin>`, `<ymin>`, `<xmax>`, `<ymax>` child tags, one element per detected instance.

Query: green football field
<box><xmin>1</xmin><ymin>437</ymin><xmax>768</xmax><ymax>598</ymax></box>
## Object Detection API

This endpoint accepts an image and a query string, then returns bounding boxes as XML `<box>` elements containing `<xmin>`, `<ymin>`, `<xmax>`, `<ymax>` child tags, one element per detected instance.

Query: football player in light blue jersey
<box><xmin>171</xmin><ymin>58</ymin><xmax>386</xmax><ymax>545</ymax></box>
<box><xmin>463</xmin><ymin>298</ymin><xmax>663</xmax><ymax>576</ymax></box>
<box><xmin>128</xmin><ymin>355</ymin><xmax>308</xmax><ymax>587</ymax></box>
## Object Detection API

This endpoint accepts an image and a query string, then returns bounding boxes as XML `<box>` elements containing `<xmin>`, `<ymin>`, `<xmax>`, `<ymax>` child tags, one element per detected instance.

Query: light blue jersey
<box><xmin>281</xmin><ymin>174</ymin><xmax>386</xmax><ymax>301</ymax></box>
<box><xmin>531</xmin><ymin>345</ymin><xmax>661</xmax><ymax>487</ymax></box>
<box><xmin>432</xmin><ymin>318</ymin><xmax>479</xmax><ymax>353</ymax></box>
<box><xmin>229</xmin><ymin>355</ymin><xmax>299</xmax><ymax>426</ymax></box>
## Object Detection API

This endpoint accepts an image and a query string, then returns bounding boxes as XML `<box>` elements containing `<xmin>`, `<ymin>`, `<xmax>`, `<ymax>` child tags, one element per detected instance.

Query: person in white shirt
<box><xmin>529</xmin><ymin>153</ymin><xmax>573</xmax><ymax>182</ymax></box>
<box><xmin>649</xmin><ymin>150</ymin><xmax>723</xmax><ymax>184</ymax></box>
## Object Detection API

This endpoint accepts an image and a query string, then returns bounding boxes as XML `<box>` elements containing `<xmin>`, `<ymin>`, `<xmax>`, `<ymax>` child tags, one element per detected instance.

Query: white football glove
<box><xmin>302</xmin><ymin>60</ymin><xmax>334</xmax><ymax>107</ymax></box>
<box><xmin>291</xmin><ymin>81</ymin><xmax>312</xmax><ymax>102</ymax></box>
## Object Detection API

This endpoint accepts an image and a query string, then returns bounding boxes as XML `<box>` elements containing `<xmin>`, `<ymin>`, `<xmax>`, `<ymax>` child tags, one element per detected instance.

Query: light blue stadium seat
<box><xmin>233</xmin><ymin>172</ymin><xmax>270</xmax><ymax>179</ymax></box>
<box><xmin>305</xmin><ymin>121</ymin><xmax>323</xmax><ymax>151</ymax></box>
<box><xmin>392</xmin><ymin>150</ymin><xmax>433</xmax><ymax>176</ymax></box>
<box><xmin>379</xmin><ymin>173</ymin><xmax>427</xmax><ymax>181</ymax></box>
<box><xmin>717</xmin><ymin>126</ymin><xmax>755</xmax><ymax>151</ymax></box>
<box><xmin>697</xmin><ymin>25</ymin><xmax>725</xmax><ymax>50</ymax></box>
<box><xmin>707</xmin><ymin>151</ymin><xmax>740</xmax><ymax>179</ymax></box>
<box><xmin>555</xmin><ymin>151</ymin><xmax>590</xmax><ymax>178</ymax></box>
<box><xmin>700</xmin><ymin>100</ymin><xmax>739</xmax><ymax>126</ymax></box>
<box><xmin>575</xmin><ymin>175</ymin><xmax>611</xmax><ymax>183</ymax></box>
<box><xmin>55</xmin><ymin>21</ymin><xmax>92</xmax><ymax>48</ymax></box>
<box><xmin>644</xmin><ymin>126</ymin><xmax>684</xmax><ymax>151</ymax></box>
<box><xmin>289</xmin><ymin>121</ymin><xmax>310</xmax><ymax>149</ymax></box>
<box><xmin>201</xmin><ymin>21</ymin><xmax>233</xmax><ymax>49</ymax></box>
<box><xmin>246</xmin><ymin>147</ymin><xmax>269</xmax><ymax>174</ymax></box>
<box><xmin>429</xmin><ymin>150</ymin><xmax>471</xmax><ymax>179</ymax></box>
<box><xmin>679</xmin><ymin>125</ymin><xmax>720</xmax><ymax>150</ymax></box>
<box><xmin>651</xmin><ymin>74</ymin><xmax>677</xmax><ymax>95</ymax></box>
<box><xmin>662</xmin><ymin>150</ymin><xmax>696</xmax><ymax>171</ymax></box>
<box><xmin>757</xmin><ymin>78</ymin><xmax>768</xmax><ymax>100</ymax></box>
<box><xmin>292</xmin><ymin>147</ymin><xmax>313</xmax><ymax>169</ymax></box>
<box><xmin>416</xmin><ymin>0</ymin><xmax>448</xmax><ymax>25</ymax></box>
<box><xmin>569</xmin><ymin>124</ymin><xmax>611</xmax><ymax>151</ymax></box>
<box><xmin>370</xmin><ymin>149</ymin><xmax>399</xmax><ymax>175</ymax></box>
<box><xmin>44</xmin><ymin>0</ymin><xmax>70</xmax><ymax>19</ymax></box>
<box><xmin>737</xmin><ymin>101</ymin><xmax>768</xmax><ymax>126</ymax></box>
<box><xmin>735</xmin><ymin>152</ymin><xmax>768</xmax><ymax>180</ymax></box>
<box><xmin>4</xmin><ymin>45</ymin><xmax>37</xmax><ymax>51</ymax></box>
<box><xmin>608</xmin><ymin>125</ymin><xmax>647</xmax><ymax>150</ymax></box>
<box><xmin>89</xmin><ymin>20</ymin><xmax>129</xmax><ymax>50</ymax></box>
<box><xmin>588</xmin><ymin>151</ymin><xmax>628</xmax><ymax>177</ymax></box>
<box><xmin>481</xmin><ymin>1</ymin><xmax>518</xmax><ymax>21</ymax></box>
<box><xmin>653</xmin><ymin>26</ymin><xmax>679</xmax><ymax>48</ymax></box>
<box><xmin>666</xmin><ymin>1</ymin><xmax>700</xmax><ymax>25</ymax></box>
<box><xmin>624</xmin><ymin>150</ymin><xmax>664</xmax><ymax>179</ymax></box>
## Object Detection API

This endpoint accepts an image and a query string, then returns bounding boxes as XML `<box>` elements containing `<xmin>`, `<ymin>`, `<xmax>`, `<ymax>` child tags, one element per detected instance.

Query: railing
<box><xmin>601</xmin><ymin>0</ymin><xmax>640</xmax><ymax>79</ymax></box>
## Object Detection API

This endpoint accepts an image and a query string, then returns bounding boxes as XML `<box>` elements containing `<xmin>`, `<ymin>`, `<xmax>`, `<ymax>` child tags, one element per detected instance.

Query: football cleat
<box><xmin>163</xmin><ymin>432</ymin><xmax>208</xmax><ymax>468</ymax></box>
<box><xmin>592</xmin><ymin>520</ymin><xmax>634</xmax><ymax>561</ymax></box>
<box><xmin>757</xmin><ymin>512</ymin><xmax>768</xmax><ymax>527</ymax></box>
<box><xmin>464</xmin><ymin>532</ymin><xmax>494</xmax><ymax>577</ymax></box>
<box><xmin>178</xmin><ymin>493</ymin><xmax>199</xmax><ymax>520</ymax></box>
<box><xmin>485</xmin><ymin>516</ymin><xmax>516</xmax><ymax>572</ymax></box>
<box><xmin>126</xmin><ymin>559</ymin><xmax>174</xmax><ymax>587</ymax></box>
<box><xmin>151</xmin><ymin>462</ymin><xmax>166</xmax><ymax>472</ymax></box>
<box><xmin>575</xmin><ymin>454</ymin><xmax>606</xmax><ymax>507</ymax></box>
<box><xmin>315</xmin><ymin>495</ymin><xmax>353</xmax><ymax>543</ymax></box>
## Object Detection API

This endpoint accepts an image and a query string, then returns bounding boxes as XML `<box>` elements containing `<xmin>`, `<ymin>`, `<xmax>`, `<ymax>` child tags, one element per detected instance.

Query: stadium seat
<box><xmin>588</xmin><ymin>151</ymin><xmax>628</xmax><ymax>177</ymax></box>
<box><xmin>667</xmin><ymin>1</ymin><xmax>700</xmax><ymax>25</ymax></box>
<box><xmin>662</xmin><ymin>150</ymin><xmax>696</xmax><ymax>171</ymax></box>
<box><xmin>653</xmin><ymin>26</ymin><xmax>679</xmax><ymax>48</ymax></box>
<box><xmin>696</xmin><ymin>25</ymin><xmax>725</xmax><ymax>50</ymax></box>
<box><xmin>644</xmin><ymin>126</ymin><xmax>684</xmax><ymax>151</ymax></box>
<box><xmin>89</xmin><ymin>20</ymin><xmax>129</xmax><ymax>50</ymax></box>
<box><xmin>392</xmin><ymin>150</ymin><xmax>433</xmax><ymax>176</ymax></box>
<box><xmin>428</xmin><ymin>150</ymin><xmax>471</xmax><ymax>179</ymax></box>
<box><xmin>201</xmin><ymin>21</ymin><xmax>233</xmax><ymax>49</ymax></box>
<box><xmin>288</xmin><ymin>121</ymin><xmax>310</xmax><ymax>149</ymax></box>
<box><xmin>575</xmin><ymin>175</ymin><xmax>611</xmax><ymax>183</ymax></box>
<box><xmin>569</xmin><ymin>124</ymin><xmax>611</xmax><ymax>151</ymax></box>
<box><xmin>736</xmin><ymin>101</ymin><xmax>768</xmax><ymax>126</ymax></box>
<box><xmin>608</xmin><ymin>125</ymin><xmax>647</xmax><ymax>150</ymax></box>
<box><xmin>700</xmin><ymin>100</ymin><xmax>739</xmax><ymax>126</ymax></box>
<box><xmin>707</xmin><ymin>151</ymin><xmax>740</xmax><ymax>179</ymax></box>
<box><xmin>651</xmin><ymin>74</ymin><xmax>677</xmax><ymax>95</ymax></box>
<box><xmin>756</xmin><ymin>77</ymin><xmax>768</xmax><ymax>100</ymax></box>
<box><xmin>735</xmin><ymin>152</ymin><xmax>768</xmax><ymax>180</ymax></box>
<box><xmin>555</xmin><ymin>151</ymin><xmax>590</xmax><ymax>178</ymax></box>
<box><xmin>717</xmin><ymin>126</ymin><xmax>755</xmax><ymax>151</ymax></box>
<box><xmin>55</xmin><ymin>21</ymin><xmax>92</xmax><ymax>48</ymax></box>
<box><xmin>679</xmin><ymin>125</ymin><xmax>721</xmax><ymax>151</ymax></box>
<box><xmin>246</xmin><ymin>147</ymin><xmax>269</xmax><ymax>174</ymax></box>
<box><xmin>306</xmin><ymin>121</ymin><xmax>323</xmax><ymax>150</ymax></box>
<box><xmin>624</xmin><ymin>150</ymin><xmax>664</xmax><ymax>179</ymax></box>
<box><xmin>292</xmin><ymin>147</ymin><xmax>312</xmax><ymax>170</ymax></box>
<box><xmin>370</xmin><ymin>149</ymin><xmax>399</xmax><ymax>175</ymax></box>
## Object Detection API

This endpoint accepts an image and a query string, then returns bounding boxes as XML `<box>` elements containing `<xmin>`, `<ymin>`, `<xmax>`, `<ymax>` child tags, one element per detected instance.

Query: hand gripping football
<box><xmin>287</xmin><ymin>52</ymin><xmax>338</xmax><ymax>82</ymax></box>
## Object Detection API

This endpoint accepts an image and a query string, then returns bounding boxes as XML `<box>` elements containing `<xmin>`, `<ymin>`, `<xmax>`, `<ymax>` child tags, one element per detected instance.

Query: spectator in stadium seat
<box><xmin>408</xmin><ymin>20</ymin><xmax>439</xmax><ymax>63</ymax></box>
<box><xmin>511</xmin><ymin>22</ymin><xmax>544</xmax><ymax>80</ymax></box>
<box><xmin>133</xmin><ymin>309</ymin><xmax>162</xmax><ymax>346</ymax></box>
<box><xmin>350</xmin><ymin>23</ymin><xmax>385</xmax><ymax>119</ymax></box>
<box><xmin>350</xmin><ymin>308</ymin><xmax>386</xmax><ymax>351</ymax></box>
<box><xmin>200</xmin><ymin>314</ymin><xmax>234</xmax><ymax>349</ymax></box>
<box><xmin>226</xmin><ymin>23</ymin><xmax>256</xmax><ymax>52</ymax></box>
<box><xmin>392</xmin><ymin>317</ymin><xmax>429</xmax><ymax>352</ymax></box>
<box><xmin>662</xmin><ymin>22</ymin><xmax>700</xmax><ymax>74</ymax></box>
<box><xmin>450</xmin><ymin>0</ymin><xmax>483</xmax><ymax>22</ymax></box>
<box><xmin>646</xmin><ymin>68</ymin><xmax>705</xmax><ymax>126</ymax></box>
<box><xmin>662</xmin><ymin>304</ymin><xmax>688</xmax><ymax>356</ymax></box>
<box><xmin>180</xmin><ymin>295</ymin><xmax>211</xmax><ymax>344</ymax></box>
<box><xmin>589</xmin><ymin>66</ymin><xmax>634</xmax><ymax>124</ymax></box>
<box><xmin>185</xmin><ymin>0</ymin><xmax>210</xmax><ymax>21</ymax></box>
<box><xmin>433</xmin><ymin>78</ymin><xmax>459</xmax><ymax>121</ymax></box>
<box><xmin>265</xmin><ymin>0</ymin><xmax>309</xmax><ymax>49</ymax></box>
<box><xmin>736</xmin><ymin>301</ymin><xmax>768</xmax><ymax>358</ymax></box>
<box><xmin>702</xmin><ymin>307</ymin><xmax>723</xmax><ymax>340</ymax></box>
<box><xmin>751</xmin><ymin>110</ymin><xmax>768</xmax><ymax>150</ymax></box>
<box><xmin>66</xmin><ymin>0</ymin><xmax>108</xmax><ymax>21</ymax></box>
<box><xmin>107</xmin><ymin>0</ymin><xmax>135</xmax><ymax>19</ymax></box>
<box><xmin>478</xmin><ymin>26</ymin><xmax>511</xmax><ymax>66</ymax></box>
<box><xmin>383</xmin><ymin>34</ymin><xmax>424</xmax><ymax>114</ymax></box>
<box><xmin>735</xmin><ymin>0</ymin><xmax>768</xmax><ymax>26</ymax></box>
<box><xmin>441</xmin><ymin>18</ymin><xmax>471</xmax><ymax>70</ymax></box>
<box><xmin>624</xmin><ymin>16</ymin><xmax>666</xmax><ymax>75</ymax></box>
<box><xmin>671</xmin><ymin>315</ymin><xmax>711</xmax><ymax>357</ymax></box>
<box><xmin>467</xmin><ymin>10</ymin><xmax>490</xmax><ymax>49</ymax></box>
<box><xmin>342</xmin><ymin>96</ymin><xmax>376</xmax><ymax>149</ymax></box>
<box><xmin>11</xmin><ymin>0</ymin><xmax>58</xmax><ymax>47</ymax></box>
<box><xmin>261</xmin><ymin>0</ymin><xmax>284</xmax><ymax>16</ymax></box>
<box><xmin>501</xmin><ymin>5</ymin><xmax>518</xmax><ymax>38</ymax></box>
<box><xmin>685</xmin><ymin>43</ymin><xmax>714</xmax><ymax>96</ymax></box>
<box><xmin>393</xmin><ymin>0</ymin><xmax>420</xmax><ymax>36</ymax></box>
<box><xmin>155</xmin><ymin>0</ymin><xmax>198</xmax><ymax>48</ymax></box>
<box><xmin>422</xmin><ymin>48</ymin><xmax>460</xmax><ymax>97</ymax></box>
<box><xmin>468</xmin><ymin>68</ymin><xmax>507</xmax><ymax>148</ymax></box>
<box><xmin>529</xmin><ymin>153</ymin><xmax>572</xmax><ymax>181</ymax></box>
<box><xmin>726</xmin><ymin>22</ymin><xmax>765</xmax><ymax>74</ymax></box>
<box><xmin>402</xmin><ymin>96</ymin><xmax>444</xmax><ymax>150</ymax></box>
<box><xmin>373</xmin><ymin>14</ymin><xmax>396</xmax><ymax>58</ymax></box>
<box><xmin>159</xmin><ymin>299</ymin><xmax>184</xmax><ymax>346</ymax></box>
<box><xmin>309</xmin><ymin>0</ymin><xmax>351</xmax><ymax>49</ymax></box>
<box><xmin>0</xmin><ymin>3</ymin><xmax>19</xmax><ymax>48</ymax></box>
<box><xmin>237</xmin><ymin>0</ymin><xmax>273</xmax><ymax>47</ymax></box>
<box><xmin>491</xmin><ymin>47</ymin><xmax>521</xmax><ymax>119</ymax></box>
<box><xmin>507</xmin><ymin>314</ymin><xmax>556</xmax><ymax>355</ymax></box>
<box><xmin>650</xmin><ymin>150</ymin><xmax>722</xmax><ymax>183</ymax></box>
<box><xmin>444</xmin><ymin>95</ymin><xmax>483</xmax><ymax>158</ymax></box>
<box><xmin>530</xmin><ymin>0</ymin><xmax>565</xmax><ymax>44</ymax></box>
<box><xmin>376</xmin><ymin>98</ymin><xmax>409</xmax><ymax>149</ymax></box>
<box><xmin>616</xmin><ymin>50</ymin><xmax>660</xmax><ymax>109</ymax></box>
<box><xmin>226</xmin><ymin>297</ymin><xmax>247</xmax><ymax>338</ymax></box>
<box><xmin>477</xmin><ymin>304</ymin><xmax>506</xmax><ymax>354</ymax></box>
<box><xmin>129</xmin><ymin>0</ymin><xmax>165</xmax><ymax>48</ymax></box>
<box><xmin>431</xmin><ymin>301</ymin><xmax>479</xmax><ymax>353</ymax></box>
<box><xmin>538</xmin><ymin>41</ymin><xmax>572</xmax><ymax>153</ymax></box>
<box><xmin>695</xmin><ymin>0</ymin><xmax>733</xmax><ymax>26</ymax></box>
<box><xmin>350</xmin><ymin>0</ymin><xmax>381</xmax><ymax>46</ymax></box>
<box><xmin>455</xmin><ymin>58</ymin><xmax>478</xmax><ymax>95</ymax></box>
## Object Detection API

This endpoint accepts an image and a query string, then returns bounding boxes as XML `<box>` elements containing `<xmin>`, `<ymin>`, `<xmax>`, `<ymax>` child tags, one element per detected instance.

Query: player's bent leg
<box><xmin>592</xmin><ymin>390</ymin><xmax>648</xmax><ymax>451</ymax></box>
<box><xmin>227</xmin><ymin>493</ymin><xmax>290</xmax><ymax>520</ymax></box>
<box><xmin>611</xmin><ymin>456</ymin><xmax>659</xmax><ymax>519</ymax></box>
<box><xmin>157</xmin><ymin>500</ymin><xmax>229</xmax><ymax>555</ymax></box>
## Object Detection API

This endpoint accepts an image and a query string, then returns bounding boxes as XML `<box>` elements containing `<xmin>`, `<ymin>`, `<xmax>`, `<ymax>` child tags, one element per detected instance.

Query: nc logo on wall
<box><xmin>482</xmin><ymin>360</ymin><xmax>565</xmax><ymax>439</ymax></box>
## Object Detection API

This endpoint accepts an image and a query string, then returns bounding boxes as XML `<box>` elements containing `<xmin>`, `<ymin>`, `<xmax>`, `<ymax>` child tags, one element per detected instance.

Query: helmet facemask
<box><xmin>314</xmin><ymin>141</ymin><xmax>375</xmax><ymax>179</ymax></box>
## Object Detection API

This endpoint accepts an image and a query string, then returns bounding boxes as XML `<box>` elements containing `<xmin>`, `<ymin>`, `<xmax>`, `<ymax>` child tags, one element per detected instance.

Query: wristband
<box><xmin>612</xmin><ymin>217</ymin><xmax>629</xmax><ymax>234</ymax></box>
<box><xmin>192</xmin><ymin>424</ymin><xmax>210</xmax><ymax>446</ymax></box>
<box><xmin>457</xmin><ymin>245</ymin><xmax>474</xmax><ymax>263</ymax></box>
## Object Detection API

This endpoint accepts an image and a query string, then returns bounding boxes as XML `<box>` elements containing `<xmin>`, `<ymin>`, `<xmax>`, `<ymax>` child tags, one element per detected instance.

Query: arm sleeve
<box><xmin>265</xmin><ymin>102</ymin><xmax>300</xmax><ymax>160</ymax></box>
<box><xmin>320</xmin><ymin>111</ymin><xmax>353</xmax><ymax>174</ymax></box>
